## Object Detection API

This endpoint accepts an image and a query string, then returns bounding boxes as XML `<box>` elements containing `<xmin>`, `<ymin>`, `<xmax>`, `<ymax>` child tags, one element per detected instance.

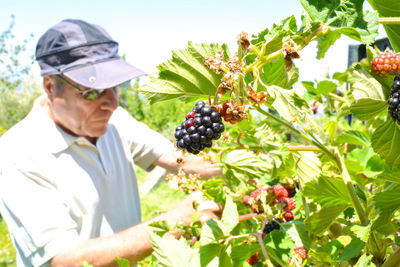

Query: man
<box><xmin>0</xmin><ymin>19</ymin><xmax>222</xmax><ymax>266</ymax></box>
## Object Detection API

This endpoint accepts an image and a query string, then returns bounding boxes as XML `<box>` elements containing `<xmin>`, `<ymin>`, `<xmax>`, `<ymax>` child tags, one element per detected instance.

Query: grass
<box><xmin>0</xmin><ymin>166</ymin><xmax>186</xmax><ymax>266</ymax></box>
<box><xmin>0</xmin><ymin>218</ymin><xmax>16</xmax><ymax>267</ymax></box>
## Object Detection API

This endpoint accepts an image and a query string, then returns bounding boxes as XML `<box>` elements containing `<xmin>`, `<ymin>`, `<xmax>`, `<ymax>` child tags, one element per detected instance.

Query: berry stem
<box><xmin>255</xmin><ymin>232</ymin><xmax>275</xmax><ymax>267</ymax></box>
<box><xmin>327</xmin><ymin>92</ymin><xmax>349</xmax><ymax>103</ymax></box>
<box><xmin>378</xmin><ymin>17</ymin><xmax>400</xmax><ymax>24</ymax></box>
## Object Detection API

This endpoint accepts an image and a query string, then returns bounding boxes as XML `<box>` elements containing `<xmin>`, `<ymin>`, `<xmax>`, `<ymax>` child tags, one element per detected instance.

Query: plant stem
<box><xmin>379</xmin><ymin>17</ymin><xmax>400</xmax><ymax>24</ymax></box>
<box><xmin>254</xmin><ymin>105</ymin><xmax>368</xmax><ymax>224</ymax></box>
<box><xmin>327</xmin><ymin>92</ymin><xmax>349</xmax><ymax>103</ymax></box>
<box><xmin>332</xmin><ymin>148</ymin><xmax>368</xmax><ymax>224</ymax></box>
<box><xmin>382</xmin><ymin>247</ymin><xmax>400</xmax><ymax>267</ymax></box>
<box><xmin>256</xmin><ymin>232</ymin><xmax>274</xmax><ymax>267</ymax></box>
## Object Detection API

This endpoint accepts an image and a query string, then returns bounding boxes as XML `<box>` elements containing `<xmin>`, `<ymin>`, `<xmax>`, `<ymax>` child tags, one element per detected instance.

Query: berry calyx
<box><xmin>294</xmin><ymin>246</ymin><xmax>308</xmax><ymax>259</ymax></box>
<box><xmin>371</xmin><ymin>52</ymin><xmax>400</xmax><ymax>77</ymax></box>
<box><xmin>246</xmin><ymin>252</ymin><xmax>259</xmax><ymax>265</ymax></box>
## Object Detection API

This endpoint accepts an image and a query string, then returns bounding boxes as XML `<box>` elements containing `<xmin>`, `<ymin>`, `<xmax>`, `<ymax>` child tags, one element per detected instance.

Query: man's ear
<box><xmin>43</xmin><ymin>76</ymin><xmax>56</xmax><ymax>99</ymax></box>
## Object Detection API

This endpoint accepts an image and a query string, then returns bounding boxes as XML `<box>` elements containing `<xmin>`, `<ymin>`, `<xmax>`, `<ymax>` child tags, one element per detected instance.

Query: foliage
<box><xmin>135</xmin><ymin>0</ymin><xmax>400</xmax><ymax>266</ymax></box>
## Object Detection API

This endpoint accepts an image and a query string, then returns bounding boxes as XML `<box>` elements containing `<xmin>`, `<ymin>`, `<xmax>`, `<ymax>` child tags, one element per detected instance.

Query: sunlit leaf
<box><xmin>371</xmin><ymin>119</ymin><xmax>400</xmax><ymax>168</ymax></box>
<box><xmin>305</xmin><ymin>205</ymin><xmax>349</xmax><ymax>234</ymax></box>
<box><xmin>292</xmin><ymin>151</ymin><xmax>322</xmax><ymax>184</ymax></box>
<box><xmin>350</xmin><ymin>98</ymin><xmax>387</xmax><ymax>120</ymax></box>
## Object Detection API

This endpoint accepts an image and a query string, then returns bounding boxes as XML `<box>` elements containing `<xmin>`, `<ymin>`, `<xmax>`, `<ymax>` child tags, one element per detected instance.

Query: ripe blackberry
<box><xmin>174</xmin><ymin>101</ymin><xmax>225</xmax><ymax>154</ymax></box>
<box><xmin>388</xmin><ymin>75</ymin><xmax>400</xmax><ymax>124</ymax></box>
<box><xmin>371</xmin><ymin>52</ymin><xmax>400</xmax><ymax>77</ymax></box>
<box><xmin>263</xmin><ymin>218</ymin><xmax>281</xmax><ymax>236</ymax></box>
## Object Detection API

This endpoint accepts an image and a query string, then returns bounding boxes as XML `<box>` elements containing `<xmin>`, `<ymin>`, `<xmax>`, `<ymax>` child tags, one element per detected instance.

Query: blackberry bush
<box><xmin>174</xmin><ymin>101</ymin><xmax>225</xmax><ymax>154</ymax></box>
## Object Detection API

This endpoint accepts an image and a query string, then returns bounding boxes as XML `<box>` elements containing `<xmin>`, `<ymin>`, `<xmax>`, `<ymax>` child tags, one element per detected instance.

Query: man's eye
<box><xmin>84</xmin><ymin>91</ymin><xmax>100</xmax><ymax>100</ymax></box>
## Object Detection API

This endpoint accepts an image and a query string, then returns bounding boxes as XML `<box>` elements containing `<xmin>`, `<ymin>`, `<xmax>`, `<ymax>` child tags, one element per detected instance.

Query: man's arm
<box><xmin>50</xmin><ymin>192</ymin><xmax>219</xmax><ymax>267</ymax></box>
<box><xmin>154</xmin><ymin>152</ymin><xmax>224</xmax><ymax>178</ymax></box>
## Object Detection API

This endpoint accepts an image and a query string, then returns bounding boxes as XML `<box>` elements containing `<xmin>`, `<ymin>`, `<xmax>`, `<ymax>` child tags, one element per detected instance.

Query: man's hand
<box><xmin>155</xmin><ymin>152</ymin><xmax>224</xmax><ymax>179</ymax></box>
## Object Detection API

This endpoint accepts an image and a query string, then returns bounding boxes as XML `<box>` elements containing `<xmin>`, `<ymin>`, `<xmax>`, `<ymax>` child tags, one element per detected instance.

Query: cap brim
<box><xmin>63</xmin><ymin>58</ymin><xmax>146</xmax><ymax>89</ymax></box>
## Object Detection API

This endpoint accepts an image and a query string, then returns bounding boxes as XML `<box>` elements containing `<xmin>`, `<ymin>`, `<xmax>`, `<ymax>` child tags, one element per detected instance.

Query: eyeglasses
<box><xmin>57</xmin><ymin>75</ymin><xmax>119</xmax><ymax>101</ymax></box>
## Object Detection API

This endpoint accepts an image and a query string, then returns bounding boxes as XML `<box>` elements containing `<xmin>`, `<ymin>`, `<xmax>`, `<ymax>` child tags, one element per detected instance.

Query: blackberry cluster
<box><xmin>174</xmin><ymin>101</ymin><xmax>225</xmax><ymax>154</ymax></box>
<box><xmin>371</xmin><ymin>52</ymin><xmax>400</xmax><ymax>77</ymax></box>
<box><xmin>388</xmin><ymin>76</ymin><xmax>400</xmax><ymax>123</ymax></box>
<box><xmin>263</xmin><ymin>218</ymin><xmax>281</xmax><ymax>235</ymax></box>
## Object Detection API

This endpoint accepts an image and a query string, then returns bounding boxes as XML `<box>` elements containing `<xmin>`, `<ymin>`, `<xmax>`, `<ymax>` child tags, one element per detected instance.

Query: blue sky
<box><xmin>1</xmin><ymin>0</ymin><xmax>384</xmax><ymax>81</ymax></box>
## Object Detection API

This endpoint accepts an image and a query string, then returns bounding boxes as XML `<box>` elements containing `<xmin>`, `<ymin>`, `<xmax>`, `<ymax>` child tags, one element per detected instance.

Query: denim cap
<box><xmin>35</xmin><ymin>19</ymin><xmax>146</xmax><ymax>89</ymax></box>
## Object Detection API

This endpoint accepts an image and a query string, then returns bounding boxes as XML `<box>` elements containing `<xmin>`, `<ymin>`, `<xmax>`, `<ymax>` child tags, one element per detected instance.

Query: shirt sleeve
<box><xmin>0</xmin><ymin>165</ymin><xmax>80</xmax><ymax>267</ymax></box>
<box><xmin>109</xmin><ymin>107</ymin><xmax>176</xmax><ymax>171</ymax></box>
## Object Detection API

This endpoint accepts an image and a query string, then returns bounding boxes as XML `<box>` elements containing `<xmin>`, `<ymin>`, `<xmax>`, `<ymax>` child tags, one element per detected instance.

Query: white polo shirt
<box><xmin>0</xmin><ymin>96</ymin><xmax>174</xmax><ymax>267</ymax></box>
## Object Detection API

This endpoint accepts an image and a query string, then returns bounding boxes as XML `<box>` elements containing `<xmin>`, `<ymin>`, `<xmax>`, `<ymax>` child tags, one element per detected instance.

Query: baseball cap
<box><xmin>35</xmin><ymin>19</ymin><xmax>146</xmax><ymax>89</ymax></box>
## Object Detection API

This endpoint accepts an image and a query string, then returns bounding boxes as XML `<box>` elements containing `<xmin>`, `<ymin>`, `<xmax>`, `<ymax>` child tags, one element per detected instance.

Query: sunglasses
<box><xmin>57</xmin><ymin>75</ymin><xmax>119</xmax><ymax>101</ymax></box>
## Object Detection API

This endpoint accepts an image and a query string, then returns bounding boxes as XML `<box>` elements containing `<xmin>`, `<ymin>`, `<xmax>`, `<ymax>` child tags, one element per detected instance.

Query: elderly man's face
<box><xmin>44</xmin><ymin>76</ymin><xmax>119</xmax><ymax>142</ymax></box>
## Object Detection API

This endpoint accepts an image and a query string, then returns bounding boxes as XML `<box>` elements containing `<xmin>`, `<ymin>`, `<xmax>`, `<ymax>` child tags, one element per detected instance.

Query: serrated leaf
<box><xmin>376</xmin><ymin>166</ymin><xmax>400</xmax><ymax>184</ymax></box>
<box><xmin>292</xmin><ymin>151</ymin><xmax>322</xmax><ymax>184</ymax></box>
<box><xmin>303</xmin><ymin>176</ymin><xmax>351</xmax><ymax>207</ymax></box>
<box><xmin>268</xmin><ymin>86</ymin><xmax>303</xmax><ymax>121</ymax></box>
<box><xmin>260</xmin><ymin>57</ymin><xmax>299</xmax><ymax>89</ymax></box>
<box><xmin>317</xmin><ymin>30</ymin><xmax>341</xmax><ymax>59</ymax></box>
<box><xmin>230</xmin><ymin>243</ymin><xmax>260</xmax><ymax>262</ymax></box>
<box><xmin>221</xmin><ymin>195</ymin><xmax>238</xmax><ymax>233</ymax></box>
<box><xmin>200</xmin><ymin>219</ymin><xmax>226</xmax><ymax>246</ymax></box>
<box><xmin>350</xmin><ymin>98</ymin><xmax>387</xmax><ymax>120</ymax></box>
<box><xmin>222</xmin><ymin>150</ymin><xmax>270</xmax><ymax>184</ymax></box>
<box><xmin>281</xmin><ymin>221</ymin><xmax>312</xmax><ymax>249</ymax></box>
<box><xmin>138</xmin><ymin>42</ymin><xmax>227</xmax><ymax>104</ymax></box>
<box><xmin>374</xmin><ymin>190</ymin><xmax>400</xmax><ymax>212</ymax></box>
<box><xmin>305</xmin><ymin>205</ymin><xmax>349</xmax><ymax>234</ymax></box>
<box><xmin>337</xmin><ymin>238</ymin><xmax>365</xmax><ymax>262</ymax></box>
<box><xmin>347</xmin><ymin>67</ymin><xmax>385</xmax><ymax>101</ymax></box>
<box><xmin>369</xmin><ymin>0</ymin><xmax>400</xmax><ymax>52</ymax></box>
<box><xmin>300</xmin><ymin>0</ymin><xmax>379</xmax><ymax>44</ymax></box>
<box><xmin>150</xmin><ymin>232</ymin><xmax>200</xmax><ymax>267</ymax></box>
<box><xmin>335</xmin><ymin>130</ymin><xmax>370</xmax><ymax>146</ymax></box>
<box><xmin>371</xmin><ymin>119</ymin><xmax>400</xmax><ymax>168</ymax></box>
<box><xmin>371</xmin><ymin>210</ymin><xmax>398</xmax><ymax>235</ymax></box>
<box><xmin>199</xmin><ymin>244</ymin><xmax>220</xmax><ymax>267</ymax></box>
<box><xmin>351</xmin><ymin>224</ymin><xmax>371</xmax><ymax>243</ymax></box>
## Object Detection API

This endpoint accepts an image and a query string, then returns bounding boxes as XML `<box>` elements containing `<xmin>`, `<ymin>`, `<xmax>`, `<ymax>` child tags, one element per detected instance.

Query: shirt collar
<box><xmin>33</xmin><ymin>95</ymin><xmax>84</xmax><ymax>154</ymax></box>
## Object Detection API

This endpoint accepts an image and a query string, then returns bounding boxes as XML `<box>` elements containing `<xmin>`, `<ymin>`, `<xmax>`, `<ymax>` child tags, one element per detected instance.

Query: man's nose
<box><xmin>100</xmin><ymin>87</ymin><xmax>119</xmax><ymax>111</ymax></box>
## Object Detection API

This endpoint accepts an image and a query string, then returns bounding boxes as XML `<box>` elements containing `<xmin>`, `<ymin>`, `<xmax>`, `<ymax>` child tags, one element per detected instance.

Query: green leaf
<box><xmin>350</xmin><ymin>98</ymin><xmax>387</xmax><ymax>120</ymax></box>
<box><xmin>335</xmin><ymin>130</ymin><xmax>370</xmax><ymax>147</ymax></box>
<box><xmin>337</xmin><ymin>238</ymin><xmax>365</xmax><ymax>262</ymax></box>
<box><xmin>292</xmin><ymin>151</ymin><xmax>322</xmax><ymax>184</ymax></box>
<box><xmin>260</xmin><ymin>57</ymin><xmax>299</xmax><ymax>89</ymax></box>
<box><xmin>376</xmin><ymin>166</ymin><xmax>400</xmax><ymax>184</ymax></box>
<box><xmin>317</xmin><ymin>30</ymin><xmax>341</xmax><ymax>59</ymax></box>
<box><xmin>199</xmin><ymin>244</ymin><xmax>220</xmax><ymax>267</ymax></box>
<box><xmin>371</xmin><ymin>119</ymin><xmax>400</xmax><ymax>169</ymax></box>
<box><xmin>281</xmin><ymin>221</ymin><xmax>312</xmax><ymax>248</ymax></box>
<box><xmin>374</xmin><ymin>190</ymin><xmax>400</xmax><ymax>212</ymax></box>
<box><xmin>300</xmin><ymin>0</ymin><xmax>379</xmax><ymax>43</ymax></box>
<box><xmin>350</xmin><ymin>224</ymin><xmax>371</xmax><ymax>243</ymax></box>
<box><xmin>200</xmin><ymin>219</ymin><xmax>226</xmax><ymax>246</ymax></box>
<box><xmin>347</xmin><ymin>66</ymin><xmax>385</xmax><ymax>101</ymax></box>
<box><xmin>222</xmin><ymin>150</ymin><xmax>270</xmax><ymax>186</ymax></box>
<box><xmin>317</xmin><ymin>80</ymin><xmax>337</xmax><ymax>96</ymax></box>
<box><xmin>371</xmin><ymin>210</ymin><xmax>398</xmax><ymax>235</ymax></box>
<box><xmin>115</xmin><ymin>257</ymin><xmax>130</xmax><ymax>267</ymax></box>
<box><xmin>369</xmin><ymin>0</ymin><xmax>400</xmax><ymax>52</ymax></box>
<box><xmin>305</xmin><ymin>205</ymin><xmax>349</xmax><ymax>234</ymax></box>
<box><xmin>303</xmin><ymin>176</ymin><xmax>351</xmax><ymax>207</ymax></box>
<box><xmin>221</xmin><ymin>195</ymin><xmax>238</xmax><ymax>233</ymax></box>
<box><xmin>230</xmin><ymin>243</ymin><xmax>260</xmax><ymax>262</ymax></box>
<box><xmin>138</xmin><ymin>42</ymin><xmax>228</xmax><ymax>104</ymax></box>
<box><xmin>354</xmin><ymin>254</ymin><xmax>375</xmax><ymax>267</ymax></box>
<box><xmin>268</xmin><ymin>86</ymin><xmax>303</xmax><ymax>121</ymax></box>
<box><xmin>150</xmin><ymin>232</ymin><xmax>200</xmax><ymax>267</ymax></box>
